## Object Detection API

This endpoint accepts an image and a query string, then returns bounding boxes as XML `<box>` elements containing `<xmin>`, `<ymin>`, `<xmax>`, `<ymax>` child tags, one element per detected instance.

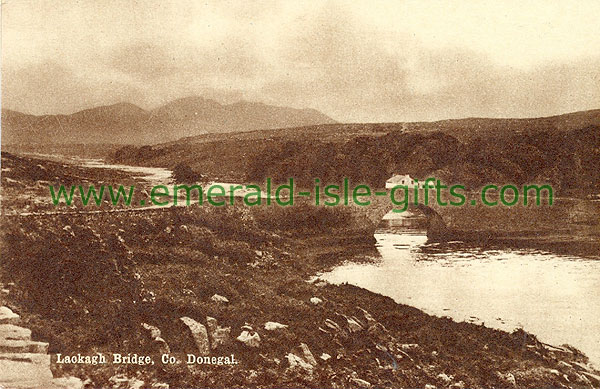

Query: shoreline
<box><xmin>2</xmin><ymin>152</ymin><xmax>600</xmax><ymax>387</ymax></box>
<box><xmin>323</xmin><ymin>231</ymin><xmax>600</xmax><ymax>368</ymax></box>
<box><xmin>6</xmin><ymin>211</ymin><xmax>599</xmax><ymax>387</ymax></box>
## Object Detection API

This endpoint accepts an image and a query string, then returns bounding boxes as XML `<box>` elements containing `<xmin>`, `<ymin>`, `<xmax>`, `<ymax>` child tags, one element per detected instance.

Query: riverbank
<box><xmin>2</xmin><ymin>152</ymin><xmax>600</xmax><ymax>387</ymax></box>
<box><xmin>2</xmin><ymin>204</ymin><xmax>600</xmax><ymax>388</ymax></box>
<box><xmin>432</xmin><ymin>198</ymin><xmax>600</xmax><ymax>259</ymax></box>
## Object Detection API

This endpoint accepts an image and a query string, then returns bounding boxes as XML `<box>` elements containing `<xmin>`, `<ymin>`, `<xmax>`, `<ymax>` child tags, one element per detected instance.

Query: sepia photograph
<box><xmin>1</xmin><ymin>1</ymin><xmax>599</xmax><ymax>388</ymax></box>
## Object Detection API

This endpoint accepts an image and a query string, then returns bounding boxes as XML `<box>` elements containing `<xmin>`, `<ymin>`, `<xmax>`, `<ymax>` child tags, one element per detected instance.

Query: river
<box><xmin>79</xmin><ymin>158</ymin><xmax>173</xmax><ymax>185</ymax></box>
<box><xmin>23</xmin><ymin>153</ymin><xmax>600</xmax><ymax>366</ymax></box>
<box><xmin>320</xmin><ymin>232</ymin><xmax>600</xmax><ymax>367</ymax></box>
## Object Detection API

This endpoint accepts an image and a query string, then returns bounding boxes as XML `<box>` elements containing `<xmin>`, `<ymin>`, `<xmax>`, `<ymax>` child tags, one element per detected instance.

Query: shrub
<box><xmin>172</xmin><ymin>162</ymin><xmax>205</xmax><ymax>183</ymax></box>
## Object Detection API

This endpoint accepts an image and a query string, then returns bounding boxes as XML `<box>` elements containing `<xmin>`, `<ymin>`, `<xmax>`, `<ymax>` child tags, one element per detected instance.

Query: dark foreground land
<box><xmin>2</xmin><ymin>152</ymin><xmax>600</xmax><ymax>388</ymax></box>
<box><xmin>2</xmin><ymin>204</ymin><xmax>600</xmax><ymax>388</ymax></box>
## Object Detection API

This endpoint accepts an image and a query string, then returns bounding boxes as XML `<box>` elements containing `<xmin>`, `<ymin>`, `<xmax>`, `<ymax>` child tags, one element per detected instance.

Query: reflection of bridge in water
<box><xmin>7</xmin><ymin>186</ymin><xmax>451</xmax><ymax>242</ymax></box>
<box><xmin>379</xmin><ymin>209</ymin><xmax>429</xmax><ymax>234</ymax></box>
<box><xmin>354</xmin><ymin>197</ymin><xmax>449</xmax><ymax>241</ymax></box>
<box><xmin>286</xmin><ymin>194</ymin><xmax>450</xmax><ymax>242</ymax></box>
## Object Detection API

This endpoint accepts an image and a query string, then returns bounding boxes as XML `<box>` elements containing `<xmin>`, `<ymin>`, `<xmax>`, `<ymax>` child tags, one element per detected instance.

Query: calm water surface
<box><xmin>79</xmin><ymin>159</ymin><xmax>172</xmax><ymax>184</ymax></box>
<box><xmin>321</xmin><ymin>232</ymin><xmax>600</xmax><ymax>366</ymax></box>
<box><xmin>41</xmin><ymin>153</ymin><xmax>600</xmax><ymax>365</ymax></box>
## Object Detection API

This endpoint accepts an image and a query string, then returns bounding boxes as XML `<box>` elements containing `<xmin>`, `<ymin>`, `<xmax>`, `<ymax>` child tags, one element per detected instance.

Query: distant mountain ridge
<box><xmin>1</xmin><ymin>97</ymin><xmax>336</xmax><ymax>145</ymax></box>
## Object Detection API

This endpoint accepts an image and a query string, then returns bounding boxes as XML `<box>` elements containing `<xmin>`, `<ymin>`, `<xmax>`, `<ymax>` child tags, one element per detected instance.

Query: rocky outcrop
<box><xmin>236</xmin><ymin>328</ymin><xmax>261</xmax><ymax>348</ymax></box>
<box><xmin>180</xmin><ymin>317</ymin><xmax>210</xmax><ymax>356</ymax></box>
<box><xmin>264</xmin><ymin>321</ymin><xmax>288</xmax><ymax>331</ymax></box>
<box><xmin>206</xmin><ymin>316</ymin><xmax>231</xmax><ymax>350</ymax></box>
<box><xmin>141</xmin><ymin>323</ymin><xmax>170</xmax><ymax>355</ymax></box>
<box><xmin>0</xmin><ymin>306</ymin><xmax>20</xmax><ymax>325</ymax></box>
<box><xmin>0</xmin><ymin>305</ymin><xmax>83</xmax><ymax>388</ymax></box>
<box><xmin>210</xmin><ymin>294</ymin><xmax>229</xmax><ymax>303</ymax></box>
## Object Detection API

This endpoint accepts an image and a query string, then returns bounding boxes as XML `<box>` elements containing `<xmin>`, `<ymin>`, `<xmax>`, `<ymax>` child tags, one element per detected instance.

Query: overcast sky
<box><xmin>2</xmin><ymin>0</ymin><xmax>599</xmax><ymax>121</ymax></box>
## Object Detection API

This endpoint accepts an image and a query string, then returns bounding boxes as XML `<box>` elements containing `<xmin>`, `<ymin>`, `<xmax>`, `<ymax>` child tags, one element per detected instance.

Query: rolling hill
<box><xmin>112</xmin><ymin>108</ymin><xmax>600</xmax><ymax>196</ymax></box>
<box><xmin>1</xmin><ymin>97</ymin><xmax>336</xmax><ymax>145</ymax></box>
<box><xmin>151</xmin><ymin>108</ymin><xmax>600</xmax><ymax>146</ymax></box>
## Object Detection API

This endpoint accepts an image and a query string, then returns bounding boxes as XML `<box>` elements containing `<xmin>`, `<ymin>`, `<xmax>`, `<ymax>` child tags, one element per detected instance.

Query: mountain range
<box><xmin>1</xmin><ymin>97</ymin><xmax>336</xmax><ymax>145</ymax></box>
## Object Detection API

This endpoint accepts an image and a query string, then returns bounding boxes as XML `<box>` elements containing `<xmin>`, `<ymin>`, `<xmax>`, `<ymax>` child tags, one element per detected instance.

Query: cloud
<box><xmin>414</xmin><ymin>51</ymin><xmax>600</xmax><ymax>120</ymax></box>
<box><xmin>254</xmin><ymin>3</ymin><xmax>600</xmax><ymax>121</ymax></box>
<box><xmin>2</xmin><ymin>0</ymin><xmax>599</xmax><ymax>121</ymax></box>
<box><xmin>2</xmin><ymin>62</ymin><xmax>149</xmax><ymax>115</ymax></box>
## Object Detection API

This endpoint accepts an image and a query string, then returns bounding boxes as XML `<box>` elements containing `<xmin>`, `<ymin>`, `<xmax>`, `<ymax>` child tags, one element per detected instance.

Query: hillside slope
<box><xmin>1</xmin><ymin>98</ymin><xmax>336</xmax><ymax>145</ymax></box>
<box><xmin>113</xmin><ymin>110</ymin><xmax>600</xmax><ymax>197</ymax></box>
